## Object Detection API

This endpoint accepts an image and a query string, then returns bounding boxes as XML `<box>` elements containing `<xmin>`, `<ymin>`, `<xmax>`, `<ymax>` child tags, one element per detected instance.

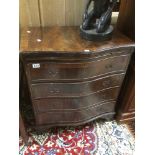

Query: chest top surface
<box><xmin>20</xmin><ymin>26</ymin><xmax>134</xmax><ymax>53</ymax></box>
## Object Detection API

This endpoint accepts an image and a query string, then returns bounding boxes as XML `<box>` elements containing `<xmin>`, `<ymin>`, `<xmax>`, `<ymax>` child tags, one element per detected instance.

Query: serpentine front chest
<box><xmin>20</xmin><ymin>26</ymin><xmax>134</xmax><ymax>129</ymax></box>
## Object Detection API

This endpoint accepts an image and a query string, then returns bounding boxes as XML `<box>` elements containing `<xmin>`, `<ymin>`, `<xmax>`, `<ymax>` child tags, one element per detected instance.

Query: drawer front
<box><xmin>33</xmin><ymin>87</ymin><xmax>120</xmax><ymax>112</ymax></box>
<box><xmin>31</xmin><ymin>73</ymin><xmax>124</xmax><ymax>99</ymax></box>
<box><xmin>28</xmin><ymin>55</ymin><xmax>130</xmax><ymax>81</ymax></box>
<box><xmin>35</xmin><ymin>101</ymin><xmax>115</xmax><ymax>125</ymax></box>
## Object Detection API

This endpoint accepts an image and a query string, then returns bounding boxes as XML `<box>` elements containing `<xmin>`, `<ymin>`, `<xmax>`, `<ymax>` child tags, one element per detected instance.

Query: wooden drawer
<box><xmin>33</xmin><ymin>86</ymin><xmax>120</xmax><ymax>112</ymax></box>
<box><xmin>27</xmin><ymin>55</ymin><xmax>130</xmax><ymax>81</ymax></box>
<box><xmin>35</xmin><ymin>101</ymin><xmax>115</xmax><ymax>125</ymax></box>
<box><xmin>31</xmin><ymin>73</ymin><xmax>124</xmax><ymax>99</ymax></box>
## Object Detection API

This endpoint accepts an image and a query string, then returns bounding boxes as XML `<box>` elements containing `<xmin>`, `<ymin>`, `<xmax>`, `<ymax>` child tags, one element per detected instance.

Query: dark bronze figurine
<box><xmin>80</xmin><ymin>0</ymin><xmax>117</xmax><ymax>41</ymax></box>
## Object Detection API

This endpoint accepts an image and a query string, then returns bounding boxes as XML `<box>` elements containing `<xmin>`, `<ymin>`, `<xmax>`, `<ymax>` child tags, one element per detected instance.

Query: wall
<box><xmin>20</xmin><ymin>0</ymin><xmax>89</xmax><ymax>27</ymax></box>
<box><xmin>20</xmin><ymin>0</ymin><xmax>118</xmax><ymax>28</ymax></box>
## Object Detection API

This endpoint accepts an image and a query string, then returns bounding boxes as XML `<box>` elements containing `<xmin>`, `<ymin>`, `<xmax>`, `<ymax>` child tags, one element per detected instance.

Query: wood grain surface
<box><xmin>20</xmin><ymin>26</ymin><xmax>134</xmax><ymax>129</ymax></box>
<box><xmin>20</xmin><ymin>26</ymin><xmax>134</xmax><ymax>52</ymax></box>
<box><xmin>20</xmin><ymin>0</ymin><xmax>88</xmax><ymax>27</ymax></box>
<box><xmin>20</xmin><ymin>0</ymin><xmax>121</xmax><ymax>28</ymax></box>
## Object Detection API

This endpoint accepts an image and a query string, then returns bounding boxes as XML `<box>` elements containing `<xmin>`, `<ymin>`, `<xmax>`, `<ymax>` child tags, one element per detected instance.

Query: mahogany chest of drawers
<box><xmin>20</xmin><ymin>27</ymin><xmax>134</xmax><ymax>129</ymax></box>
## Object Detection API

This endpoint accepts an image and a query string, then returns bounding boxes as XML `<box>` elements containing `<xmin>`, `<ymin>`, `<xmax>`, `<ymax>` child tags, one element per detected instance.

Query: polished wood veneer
<box><xmin>36</xmin><ymin>101</ymin><xmax>116</xmax><ymax>126</ymax></box>
<box><xmin>27</xmin><ymin>54</ymin><xmax>130</xmax><ymax>82</ymax></box>
<box><xmin>20</xmin><ymin>26</ymin><xmax>134</xmax><ymax>129</ymax></box>
<box><xmin>116</xmin><ymin>0</ymin><xmax>135</xmax><ymax>134</ymax></box>
<box><xmin>33</xmin><ymin>87</ymin><xmax>120</xmax><ymax>112</ymax></box>
<box><xmin>20</xmin><ymin>27</ymin><xmax>133</xmax><ymax>52</ymax></box>
<box><xmin>31</xmin><ymin>74</ymin><xmax>124</xmax><ymax>99</ymax></box>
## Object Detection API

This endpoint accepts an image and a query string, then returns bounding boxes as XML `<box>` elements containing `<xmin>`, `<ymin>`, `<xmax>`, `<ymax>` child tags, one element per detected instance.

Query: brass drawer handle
<box><xmin>48</xmin><ymin>71</ymin><xmax>58</xmax><ymax>77</ymax></box>
<box><xmin>102</xmin><ymin>94</ymin><xmax>106</xmax><ymax>98</ymax></box>
<box><xmin>105</xmin><ymin>64</ymin><xmax>113</xmax><ymax>69</ymax></box>
<box><xmin>50</xmin><ymin>89</ymin><xmax>60</xmax><ymax>93</ymax></box>
<box><xmin>102</xmin><ymin>80</ymin><xmax>111</xmax><ymax>86</ymax></box>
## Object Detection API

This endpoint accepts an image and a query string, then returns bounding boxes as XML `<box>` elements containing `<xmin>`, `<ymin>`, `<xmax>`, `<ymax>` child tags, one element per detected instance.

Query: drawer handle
<box><xmin>102</xmin><ymin>94</ymin><xmax>106</xmax><ymax>98</ymax></box>
<box><xmin>105</xmin><ymin>64</ymin><xmax>113</xmax><ymax>69</ymax></box>
<box><xmin>50</xmin><ymin>89</ymin><xmax>60</xmax><ymax>93</ymax></box>
<box><xmin>102</xmin><ymin>80</ymin><xmax>111</xmax><ymax>86</ymax></box>
<box><xmin>48</xmin><ymin>71</ymin><xmax>58</xmax><ymax>77</ymax></box>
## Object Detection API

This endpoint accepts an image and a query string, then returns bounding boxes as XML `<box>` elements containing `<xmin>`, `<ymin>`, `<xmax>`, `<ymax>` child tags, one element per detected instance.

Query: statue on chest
<box><xmin>80</xmin><ymin>0</ymin><xmax>117</xmax><ymax>41</ymax></box>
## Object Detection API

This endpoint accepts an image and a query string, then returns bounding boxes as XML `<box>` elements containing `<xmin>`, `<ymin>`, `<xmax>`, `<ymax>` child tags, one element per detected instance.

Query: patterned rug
<box><xmin>19</xmin><ymin>121</ymin><xmax>135</xmax><ymax>155</ymax></box>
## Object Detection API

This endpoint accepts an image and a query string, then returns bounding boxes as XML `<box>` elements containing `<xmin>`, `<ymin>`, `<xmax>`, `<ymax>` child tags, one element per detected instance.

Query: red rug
<box><xmin>19</xmin><ymin>121</ymin><xmax>134</xmax><ymax>155</ymax></box>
